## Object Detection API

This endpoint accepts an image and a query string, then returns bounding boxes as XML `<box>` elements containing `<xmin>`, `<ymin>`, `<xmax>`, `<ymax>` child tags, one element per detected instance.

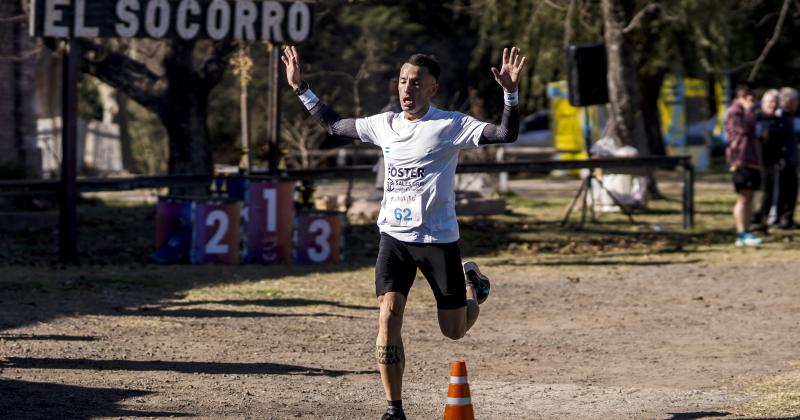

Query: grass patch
<box><xmin>733</xmin><ymin>362</ymin><xmax>800</xmax><ymax>418</ymax></box>
<box><xmin>1</xmin><ymin>173</ymin><xmax>797</xmax><ymax>271</ymax></box>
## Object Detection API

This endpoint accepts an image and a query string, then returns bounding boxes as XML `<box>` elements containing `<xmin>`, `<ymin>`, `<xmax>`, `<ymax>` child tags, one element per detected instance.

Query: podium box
<box><xmin>246</xmin><ymin>180</ymin><xmax>294</xmax><ymax>264</ymax></box>
<box><xmin>295</xmin><ymin>211</ymin><xmax>344</xmax><ymax>264</ymax></box>
<box><xmin>191</xmin><ymin>198</ymin><xmax>242</xmax><ymax>265</ymax></box>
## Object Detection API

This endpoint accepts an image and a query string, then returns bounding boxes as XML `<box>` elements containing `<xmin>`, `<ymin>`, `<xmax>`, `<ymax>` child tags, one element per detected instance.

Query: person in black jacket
<box><xmin>776</xmin><ymin>87</ymin><xmax>798</xmax><ymax>229</ymax></box>
<box><xmin>754</xmin><ymin>89</ymin><xmax>791</xmax><ymax>231</ymax></box>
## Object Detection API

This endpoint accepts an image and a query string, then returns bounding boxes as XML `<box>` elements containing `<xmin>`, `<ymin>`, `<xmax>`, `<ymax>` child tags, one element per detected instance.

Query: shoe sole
<box><xmin>463</xmin><ymin>261</ymin><xmax>490</xmax><ymax>304</ymax></box>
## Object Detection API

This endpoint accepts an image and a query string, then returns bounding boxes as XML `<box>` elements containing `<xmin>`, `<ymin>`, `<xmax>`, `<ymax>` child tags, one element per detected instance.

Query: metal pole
<box><xmin>683</xmin><ymin>162</ymin><xmax>695</xmax><ymax>229</ymax></box>
<box><xmin>268</xmin><ymin>44</ymin><xmax>281</xmax><ymax>174</ymax></box>
<box><xmin>59</xmin><ymin>40</ymin><xmax>80</xmax><ymax>264</ymax></box>
<box><xmin>238</xmin><ymin>47</ymin><xmax>252</xmax><ymax>173</ymax></box>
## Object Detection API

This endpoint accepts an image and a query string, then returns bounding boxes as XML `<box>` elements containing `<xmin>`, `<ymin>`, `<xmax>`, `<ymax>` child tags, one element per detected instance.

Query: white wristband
<box><xmin>299</xmin><ymin>89</ymin><xmax>320</xmax><ymax>110</ymax></box>
<box><xmin>504</xmin><ymin>91</ymin><xmax>519</xmax><ymax>106</ymax></box>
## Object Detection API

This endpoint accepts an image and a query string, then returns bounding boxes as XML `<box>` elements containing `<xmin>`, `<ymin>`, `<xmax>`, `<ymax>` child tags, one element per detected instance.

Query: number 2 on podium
<box><xmin>205</xmin><ymin>210</ymin><xmax>230</xmax><ymax>254</ymax></box>
<box><xmin>263</xmin><ymin>188</ymin><xmax>277</xmax><ymax>232</ymax></box>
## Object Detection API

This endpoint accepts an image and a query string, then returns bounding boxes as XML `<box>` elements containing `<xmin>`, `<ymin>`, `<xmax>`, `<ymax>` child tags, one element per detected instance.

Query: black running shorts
<box><xmin>375</xmin><ymin>233</ymin><xmax>466</xmax><ymax>310</ymax></box>
<box><xmin>732</xmin><ymin>166</ymin><xmax>762</xmax><ymax>193</ymax></box>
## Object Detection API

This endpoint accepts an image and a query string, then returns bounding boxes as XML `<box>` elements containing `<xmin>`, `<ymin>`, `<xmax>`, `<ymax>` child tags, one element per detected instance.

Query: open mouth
<box><xmin>402</xmin><ymin>97</ymin><xmax>414</xmax><ymax>107</ymax></box>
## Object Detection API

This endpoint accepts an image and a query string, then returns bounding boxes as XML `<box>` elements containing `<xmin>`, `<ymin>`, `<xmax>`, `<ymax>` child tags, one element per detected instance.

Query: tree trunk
<box><xmin>639</xmin><ymin>70</ymin><xmax>668</xmax><ymax>198</ymax></box>
<box><xmin>159</xmin><ymin>41</ymin><xmax>213</xmax><ymax>176</ymax></box>
<box><xmin>159</xmin><ymin>92</ymin><xmax>213</xmax><ymax>176</ymax></box>
<box><xmin>76</xmin><ymin>38</ymin><xmax>235</xmax><ymax>177</ymax></box>
<box><xmin>601</xmin><ymin>0</ymin><xmax>648</xmax><ymax>154</ymax></box>
<box><xmin>115</xmin><ymin>91</ymin><xmax>137</xmax><ymax>173</ymax></box>
<box><xmin>639</xmin><ymin>71</ymin><xmax>667</xmax><ymax>157</ymax></box>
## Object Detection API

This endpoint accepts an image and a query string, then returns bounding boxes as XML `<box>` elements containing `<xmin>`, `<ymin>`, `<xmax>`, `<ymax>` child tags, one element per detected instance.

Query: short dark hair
<box><xmin>735</xmin><ymin>82</ymin><xmax>754</xmax><ymax>99</ymax></box>
<box><xmin>406</xmin><ymin>54</ymin><xmax>440</xmax><ymax>81</ymax></box>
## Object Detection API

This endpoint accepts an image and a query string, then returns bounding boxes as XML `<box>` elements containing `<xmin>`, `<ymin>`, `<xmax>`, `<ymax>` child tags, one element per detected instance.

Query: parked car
<box><xmin>511</xmin><ymin>111</ymin><xmax>552</xmax><ymax>148</ymax></box>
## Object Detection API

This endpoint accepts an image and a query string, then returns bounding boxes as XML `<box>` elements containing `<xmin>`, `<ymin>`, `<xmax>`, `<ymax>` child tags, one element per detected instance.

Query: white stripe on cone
<box><xmin>446</xmin><ymin>397</ymin><xmax>472</xmax><ymax>405</ymax></box>
<box><xmin>449</xmin><ymin>376</ymin><xmax>468</xmax><ymax>384</ymax></box>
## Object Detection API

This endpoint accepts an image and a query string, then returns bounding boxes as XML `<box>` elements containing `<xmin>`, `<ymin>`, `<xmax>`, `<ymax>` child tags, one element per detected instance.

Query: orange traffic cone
<box><xmin>443</xmin><ymin>360</ymin><xmax>475</xmax><ymax>420</ymax></box>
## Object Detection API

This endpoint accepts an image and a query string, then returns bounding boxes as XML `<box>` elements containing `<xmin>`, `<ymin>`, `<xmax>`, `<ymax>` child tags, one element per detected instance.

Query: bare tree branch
<box><xmin>747</xmin><ymin>0</ymin><xmax>791</xmax><ymax>81</ymax></box>
<box><xmin>577</xmin><ymin>0</ymin><xmax>603</xmax><ymax>36</ymax></box>
<box><xmin>0</xmin><ymin>46</ymin><xmax>41</xmax><ymax>61</ymax></box>
<box><xmin>198</xmin><ymin>40</ymin><xmax>238</xmax><ymax>91</ymax></box>
<box><xmin>623</xmin><ymin>2</ymin><xmax>661</xmax><ymax>35</ymax></box>
<box><xmin>77</xmin><ymin>39</ymin><xmax>166</xmax><ymax>110</ymax></box>
<box><xmin>756</xmin><ymin>11</ymin><xmax>778</xmax><ymax>27</ymax></box>
<box><xmin>543</xmin><ymin>0</ymin><xmax>568</xmax><ymax>12</ymax></box>
<box><xmin>564</xmin><ymin>0</ymin><xmax>577</xmax><ymax>47</ymax></box>
<box><xmin>0</xmin><ymin>13</ymin><xmax>25</xmax><ymax>23</ymax></box>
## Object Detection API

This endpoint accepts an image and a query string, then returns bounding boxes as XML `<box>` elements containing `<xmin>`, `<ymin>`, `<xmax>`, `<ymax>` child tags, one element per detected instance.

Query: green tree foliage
<box><xmin>208</xmin><ymin>1</ymin><xmax>483</xmax><ymax>168</ymax></box>
<box><xmin>183</xmin><ymin>1</ymin><xmax>800</xmax><ymax>168</ymax></box>
<box><xmin>453</xmin><ymin>0</ymin><xmax>583</xmax><ymax>113</ymax></box>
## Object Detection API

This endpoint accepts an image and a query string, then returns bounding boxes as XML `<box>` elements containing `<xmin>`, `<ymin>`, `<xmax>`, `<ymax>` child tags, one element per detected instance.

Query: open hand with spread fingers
<box><xmin>281</xmin><ymin>45</ymin><xmax>302</xmax><ymax>91</ymax></box>
<box><xmin>491</xmin><ymin>47</ymin><xmax>526</xmax><ymax>93</ymax></box>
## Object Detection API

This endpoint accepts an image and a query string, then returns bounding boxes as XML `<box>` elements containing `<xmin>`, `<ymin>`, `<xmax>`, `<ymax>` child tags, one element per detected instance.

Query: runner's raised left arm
<box><xmin>479</xmin><ymin>47</ymin><xmax>526</xmax><ymax>145</ymax></box>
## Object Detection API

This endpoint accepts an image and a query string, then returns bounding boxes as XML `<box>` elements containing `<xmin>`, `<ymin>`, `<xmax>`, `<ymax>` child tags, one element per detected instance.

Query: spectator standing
<box><xmin>754</xmin><ymin>89</ymin><xmax>789</xmax><ymax>230</ymax></box>
<box><xmin>776</xmin><ymin>87</ymin><xmax>798</xmax><ymax>228</ymax></box>
<box><xmin>725</xmin><ymin>84</ymin><xmax>763</xmax><ymax>246</ymax></box>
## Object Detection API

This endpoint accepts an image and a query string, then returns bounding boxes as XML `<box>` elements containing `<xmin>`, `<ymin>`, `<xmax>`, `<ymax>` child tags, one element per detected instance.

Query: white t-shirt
<box><xmin>355</xmin><ymin>106</ymin><xmax>488</xmax><ymax>243</ymax></box>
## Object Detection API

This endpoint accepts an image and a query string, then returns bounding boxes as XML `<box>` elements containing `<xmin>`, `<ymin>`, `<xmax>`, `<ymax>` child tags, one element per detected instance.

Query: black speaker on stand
<box><xmin>566</xmin><ymin>43</ymin><xmax>609</xmax><ymax>153</ymax></box>
<box><xmin>561</xmin><ymin>44</ymin><xmax>636</xmax><ymax>229</ymax></box>
<box><xmin>566</xmin><ymin>43</ymin><xmax>609</xmax><ymax>107</ymax></box>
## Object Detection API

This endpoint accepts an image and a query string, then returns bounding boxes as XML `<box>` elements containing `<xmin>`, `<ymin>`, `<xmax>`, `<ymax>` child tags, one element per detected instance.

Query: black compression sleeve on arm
<box><xmin>478</xmin><ymin>105</ymin><xmax>520</xmax><ymax>145</ymax></box>
<box><xmin>309</xmin><ymin>102</ymin><xmax>360</xmax><ymax>141</ymax></box>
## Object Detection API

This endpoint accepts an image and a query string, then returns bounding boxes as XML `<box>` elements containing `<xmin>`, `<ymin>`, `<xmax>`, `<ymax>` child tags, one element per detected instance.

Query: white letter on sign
<box><xmin>233</xmin><ymin>0</ymin><xmax>257</xmax><ymax>40</ymax></box>
<box><xmin>206</xmin><ymin>0</ymin><xmax>231</xmax><ymax>40</ymax></box>
<box><xmin>307</xmin><ymin>219</ymin><xmax>331</xmax><ymax>263</ymax></box>
<box><xmin>74</xmin><ymin>0</ymin><xmax>99</xmax><ymax>37</ymax></box>
<box><xmin>176</xmin><ymin>0</ymin><xmax>200</xmax><ymax>40</ymax></box>
<box><xmin>287</xmin><ymin>2</ymin><xmax>311</xmax><ymax>42</ymax></box>
<box><xmin>144</xmin><ymin>0</ymin><xmax>171</xmax><ymax>38</ymax></box>
<box><xmin>115</xmin><ymin>0</ymin><xmax>141</xmax><ymax>37</ymax></box>
<box><xmin>44</xmin><ymin>0</ymin><xmax>69</xmax><ymax>37</ymax></box>
<box><xmin>260</xmin><ymin>1</ymin><xmax>283</xmax><ymax>42</ymax></box>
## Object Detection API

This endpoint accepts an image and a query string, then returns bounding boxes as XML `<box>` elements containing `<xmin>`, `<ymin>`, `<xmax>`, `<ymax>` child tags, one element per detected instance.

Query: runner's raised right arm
<box><xmin>281</xmin><ymin>46</ymin><xmax>359</xmax><ymax>141</ymax></box>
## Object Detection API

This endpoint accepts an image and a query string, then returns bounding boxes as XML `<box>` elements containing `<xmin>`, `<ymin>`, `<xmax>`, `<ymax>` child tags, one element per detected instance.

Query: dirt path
<box><xmin>2</xmin><ymin>248</ymin><xmax>799</xmax><ymax>419</ymax></box>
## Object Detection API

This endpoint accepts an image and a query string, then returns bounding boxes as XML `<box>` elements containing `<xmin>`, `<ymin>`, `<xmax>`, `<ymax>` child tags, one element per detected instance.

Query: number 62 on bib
<box><xmin>384</xmin><ymin>192</ymin><xmax>422</xmax><ymax>227</ymax></box>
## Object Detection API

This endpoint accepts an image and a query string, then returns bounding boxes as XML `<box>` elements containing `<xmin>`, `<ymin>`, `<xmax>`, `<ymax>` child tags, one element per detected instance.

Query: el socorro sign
<box><xmin>29</xmin><ymin>0</ymin><xmax>313</xmax><ymax>41</ymax></box>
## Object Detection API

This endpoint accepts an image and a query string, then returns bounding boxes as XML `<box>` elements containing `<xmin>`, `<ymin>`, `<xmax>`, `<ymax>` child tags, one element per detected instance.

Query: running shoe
<box><xmin>735</xmin><ymin>231</ymin><xmax>763</xmax><ymax>247</ymax></box>
<box><xmin>463</xmin><ymin>261</ymin><xmax>491</xmax><ymax>304</ymax></box>
<box><xmin>381</xmin><ymin>408</ymin><xmax>406</xmax><ymax>420</ymax></box>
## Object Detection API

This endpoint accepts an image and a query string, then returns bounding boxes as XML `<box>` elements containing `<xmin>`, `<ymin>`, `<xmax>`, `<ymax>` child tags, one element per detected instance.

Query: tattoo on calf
<box><xmin>375</xmin><ymin>345</ymin><xmax>404</xmax><ymax>365</ymax></box>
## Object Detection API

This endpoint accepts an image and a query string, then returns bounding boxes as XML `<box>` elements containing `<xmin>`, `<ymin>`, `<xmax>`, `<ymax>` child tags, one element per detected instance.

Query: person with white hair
<box><xmin>775</xmin><ymin>87</ymin><xmax>798</xmax><ymax>228</ymax></box>
<box><xmin>753</xmin><ymin>89</ymin><xmax>785</xmax><ymax>231</ymax></box>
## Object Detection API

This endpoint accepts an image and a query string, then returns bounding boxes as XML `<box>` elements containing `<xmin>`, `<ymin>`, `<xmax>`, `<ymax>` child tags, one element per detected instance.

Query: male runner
<box><xmin>282</xmin><ymin>46</ymin><xmax>525</xmax><ymax>419</ymax></box>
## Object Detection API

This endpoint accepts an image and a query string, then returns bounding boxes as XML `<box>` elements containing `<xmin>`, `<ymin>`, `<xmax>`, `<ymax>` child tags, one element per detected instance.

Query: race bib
<box><xmin>384</xmin><ymin>192</ymin><xmax>423</xmax><ymax>227</ymax></box>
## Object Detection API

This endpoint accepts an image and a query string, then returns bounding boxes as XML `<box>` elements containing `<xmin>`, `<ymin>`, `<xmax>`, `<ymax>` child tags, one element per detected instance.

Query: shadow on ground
<box><xmin>1</xmin><ymin>357</ymin><xmax>376</xmax><ymax>377</ymax></box>
<box><xmin>667</xmin><ymin>413</ymin><xmax>800</xmax><ymax>420</ymax></box>
<box><xmin>0</xmin><ymin>195</ymin><xmax>782</xmax><ymax>325</ymax></box>
<box><xmin>1</xmin><ymin>198</ymin><xmax>794</xmax><ymax>334</ymax></box>
<box><xmin>0</xmin><ymin>378</ymin><xmax>188</xmax><ymax>419</ymax></box>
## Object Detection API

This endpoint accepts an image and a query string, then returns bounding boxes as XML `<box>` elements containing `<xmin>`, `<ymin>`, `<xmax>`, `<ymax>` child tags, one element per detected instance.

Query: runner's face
<box><xmin>398</xmin><ymin>64</ymin><xmax>438</xmax><ymax>117</ymax></box>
